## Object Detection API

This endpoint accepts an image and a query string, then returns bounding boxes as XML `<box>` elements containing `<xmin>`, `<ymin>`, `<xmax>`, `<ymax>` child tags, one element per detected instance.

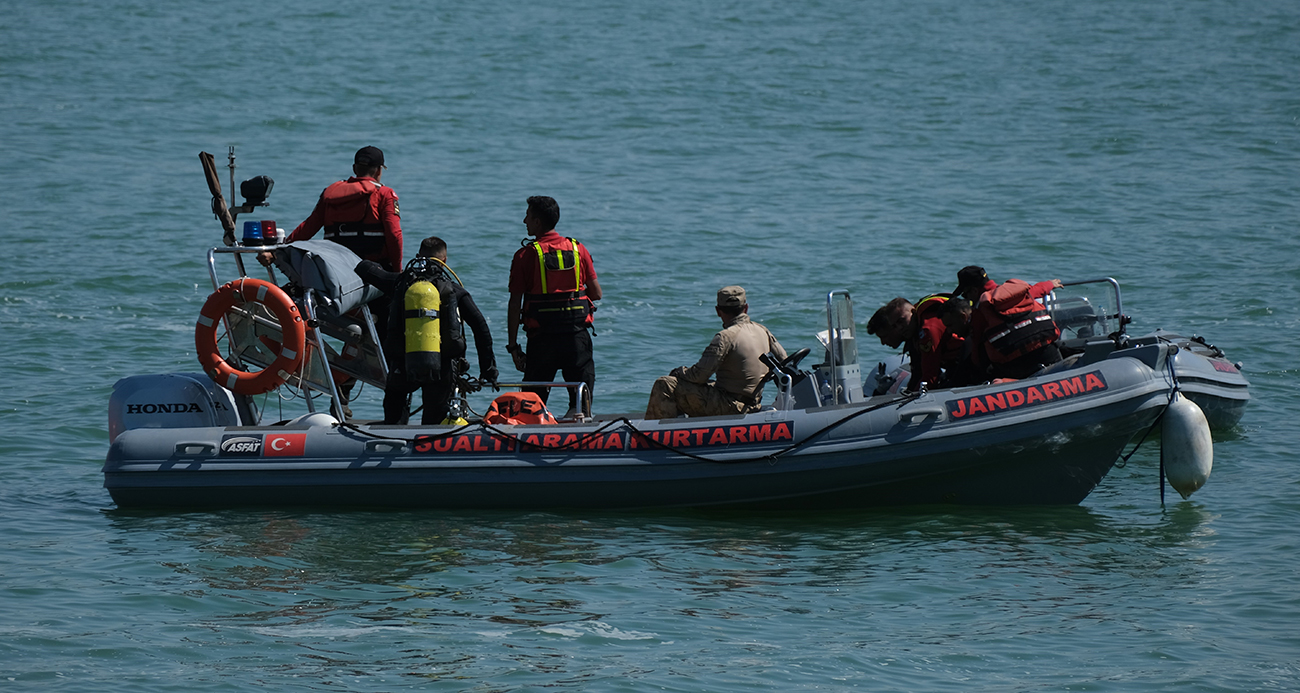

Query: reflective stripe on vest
<box><xmin>320</xmin><ymin>179</ymin><xmax>384</xmax><ymax>240</ymax></box>
<box><xmin>533</xmin><ymin>238</ymin><xmax>582</xmax><ymax>295</ymax></box>
<box><xmin>984</xmin><ymin>310</ymin><xmax>1058</xmax><ymax>362</ymax></box>
<box><xmin>324</xmin><ymin>223</ymin><xmax>384</xmax><ymax>238</ymax></box>
<box><xmin>914</xmin><ymin>293</ymin><xmax>950</xmax><ymax>318</ymax></box>
<box><xmin>523</xmin><ymin>238</ymin><xmax>592</xmax><ymax>331</ymax></box>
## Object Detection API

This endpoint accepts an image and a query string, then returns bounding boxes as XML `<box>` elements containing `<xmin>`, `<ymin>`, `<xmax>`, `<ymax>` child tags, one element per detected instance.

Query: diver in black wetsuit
<box><xmin>356</xmin><ymin>236</ymin><xmax>498</xmax><ymax>424</ymax></box>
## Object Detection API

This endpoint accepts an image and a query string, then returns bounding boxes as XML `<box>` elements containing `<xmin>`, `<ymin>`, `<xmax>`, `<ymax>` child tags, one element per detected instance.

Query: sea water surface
<box><xmin>2</xmin><ymin>0</ymin><xmax>1299</xmax><ymax>690</ymax></box>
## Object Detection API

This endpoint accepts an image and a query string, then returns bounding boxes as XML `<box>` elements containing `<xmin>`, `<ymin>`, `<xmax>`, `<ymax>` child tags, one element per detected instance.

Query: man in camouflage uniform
<box><xmin>644</xmin><ymin>285</ymin><xmax>787</xmax><ymax>419</ymax></box>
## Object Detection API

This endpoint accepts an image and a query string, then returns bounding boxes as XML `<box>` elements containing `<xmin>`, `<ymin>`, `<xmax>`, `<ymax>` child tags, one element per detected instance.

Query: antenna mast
<box><xmin>228</xmin><ymin>146</ymin><xmax>237</xmax><ymax>211</ymax></box>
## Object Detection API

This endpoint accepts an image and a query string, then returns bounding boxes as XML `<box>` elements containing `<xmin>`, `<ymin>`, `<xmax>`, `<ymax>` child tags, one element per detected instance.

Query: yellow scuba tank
<box><xmin>404</xmin><ymin>280</ymin><xmax>442</xmax><ymax>383</ymax></box>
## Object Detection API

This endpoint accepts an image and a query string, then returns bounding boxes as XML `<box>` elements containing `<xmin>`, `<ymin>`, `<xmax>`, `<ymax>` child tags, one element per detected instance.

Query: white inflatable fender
<box><xmin>1162</xmin><ymin>392</ymin><xmax>1214</xmax><ymax>499</ymax></box>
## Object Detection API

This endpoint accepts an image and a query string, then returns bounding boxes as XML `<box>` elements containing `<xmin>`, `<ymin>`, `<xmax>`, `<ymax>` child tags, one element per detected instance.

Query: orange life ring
<box><xmin>195</xmin><ymin>278</ymin><xmax>306</xmax><ymax>395</ymax></box>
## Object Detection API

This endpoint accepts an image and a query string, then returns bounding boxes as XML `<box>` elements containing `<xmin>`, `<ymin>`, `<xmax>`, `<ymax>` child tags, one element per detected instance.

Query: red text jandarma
<box><xmin>946</xmin><ymin>372</ymin><xmax>1108</xmax><ymax>419</ymax></box>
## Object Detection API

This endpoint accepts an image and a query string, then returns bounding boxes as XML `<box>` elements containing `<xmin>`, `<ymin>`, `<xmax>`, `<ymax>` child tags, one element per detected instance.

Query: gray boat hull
<box><xmin>104</xmin><ymin>353</ymin><xmax>1170</xmax><ymax>509</ymax></box>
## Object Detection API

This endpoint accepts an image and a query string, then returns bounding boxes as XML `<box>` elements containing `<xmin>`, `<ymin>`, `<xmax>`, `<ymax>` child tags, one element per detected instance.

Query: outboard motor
<box><xmin>864</xmin><ymin>354</ymin><xmax>908</xmax><ymax>396</ymax></box>
<box><xmin>108</xmin><ymin>373</ymin><xmax>242</xmax><ymax>442</ymax></box>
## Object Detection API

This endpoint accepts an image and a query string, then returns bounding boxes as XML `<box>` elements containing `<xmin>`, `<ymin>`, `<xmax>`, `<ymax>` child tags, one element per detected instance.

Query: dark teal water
<box><xmin>3</xmin><ymin>0</ymin><xmax>1299</xmax><ymax>690</ymax></box>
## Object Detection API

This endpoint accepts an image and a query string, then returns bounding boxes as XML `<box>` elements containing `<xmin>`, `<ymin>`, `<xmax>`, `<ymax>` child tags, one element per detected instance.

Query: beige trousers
<box><xmin>644</xmin><ymin>376</ymin><xmax>749</xmax><ymax>419</ymax></box>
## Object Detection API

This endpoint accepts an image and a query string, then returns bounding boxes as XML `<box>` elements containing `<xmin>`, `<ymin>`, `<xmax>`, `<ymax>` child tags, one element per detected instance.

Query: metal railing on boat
<box><xmin>205</xmin><ymin>245</ymin><xmax>389</xmax><ymax>423</ymax></box>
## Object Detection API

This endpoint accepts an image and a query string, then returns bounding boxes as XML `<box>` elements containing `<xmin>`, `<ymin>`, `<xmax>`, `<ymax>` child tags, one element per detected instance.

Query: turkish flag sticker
<box><xmin>264</xmin><ymin>433</ymin><xmax>306</xmax><ymax>457</ymax></box>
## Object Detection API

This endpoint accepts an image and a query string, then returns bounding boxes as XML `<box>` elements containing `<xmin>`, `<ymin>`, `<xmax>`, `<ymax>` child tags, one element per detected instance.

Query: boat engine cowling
<box><xmin>108</xmin><ymin>373</ymin><xmax>241</xmax><ymax>442</ymax></box>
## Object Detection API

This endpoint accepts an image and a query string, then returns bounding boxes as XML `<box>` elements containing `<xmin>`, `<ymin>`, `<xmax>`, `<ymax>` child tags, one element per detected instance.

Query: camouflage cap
<box><xmin>717</xmin><ymin>285</ymin><xmax>746</xmax><ymax>308</ymax></box>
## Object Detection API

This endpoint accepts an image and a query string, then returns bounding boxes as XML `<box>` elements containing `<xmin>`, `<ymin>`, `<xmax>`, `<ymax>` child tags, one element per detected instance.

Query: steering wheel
<box><xmin>758</xmin><ymin>347</ymin><xmax>812</xmax><ymax>393</ymax></box>
<box><xmin>777</xmin><ymin>347</ymin><xmax>810</xmax><ymax>375</ymax></box>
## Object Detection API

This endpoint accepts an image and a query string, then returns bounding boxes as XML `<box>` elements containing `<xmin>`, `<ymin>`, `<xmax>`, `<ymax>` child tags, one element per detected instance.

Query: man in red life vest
<box><xmin>506</xmin><ymin>196</ymin><xmax>602</xmax><ymax>418</ymax></box>
<box><xmin>257</xmin><ymin>146</ymin><xmax>403</xmax><ymax>417</ymax></box>
<box><xmin>936</xmin><ymin>296</ymin><xmax>983</xmax><ymax>386</ymax></box>
<box><xmin>280</xmin><ymin>146</ymin><xmax>403</xmax><ymax>272</ymax></box>
<box><xmin>866</xmin><ymin>294</ymin><xmax>968</xmax><ymax>391</ymax></box>
<box><xmin>955</xmin><ymin>265</ymin><xmax>1064</xmax><ymax>380</ymax></box>
<box><xmin>866</xmin><ymin>297</ymin><xmax>913</xmax><ymax>350</ymax></box>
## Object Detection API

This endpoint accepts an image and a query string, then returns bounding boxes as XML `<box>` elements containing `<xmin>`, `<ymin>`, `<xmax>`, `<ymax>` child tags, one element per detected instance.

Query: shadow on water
<box><xmin>101</xmin><ymin>500</ymin><xmax>1221</xmax><ymax>593</ymax></box>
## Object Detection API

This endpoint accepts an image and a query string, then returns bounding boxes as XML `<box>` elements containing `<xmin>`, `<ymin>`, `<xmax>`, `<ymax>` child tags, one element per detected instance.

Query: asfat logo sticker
<box><xmin>220</xmin><ymin>435</ymin><xmax>263</xmax><ymax>456</ymax></box>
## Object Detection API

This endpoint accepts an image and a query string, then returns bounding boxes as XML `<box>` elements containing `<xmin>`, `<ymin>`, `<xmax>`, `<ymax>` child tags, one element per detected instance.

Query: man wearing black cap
<box><xmin>259</xmin><ymin>146</ymin><xmax>404</xmax><ymax>418</ymax></box>
<box><xmin>955</xmin><ymin>265</ymin><xmax>1065</xmax><ymax>380</ymax></box>
<box><xmin>278</xmin><ymin>146</ymin><xmax>403</xmax><ymax>272</ymax></box>
<box><xmin>644</xmin><ymin>285</ymin><xmax>787</xmax><ymax>419</ymax></box>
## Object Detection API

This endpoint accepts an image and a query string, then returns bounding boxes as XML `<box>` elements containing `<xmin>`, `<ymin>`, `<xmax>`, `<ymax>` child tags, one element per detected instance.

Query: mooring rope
<box><xmin>1110</xmin><ymin>347</ymin><xmax>1183</xmax><ymax>505</ymax></box>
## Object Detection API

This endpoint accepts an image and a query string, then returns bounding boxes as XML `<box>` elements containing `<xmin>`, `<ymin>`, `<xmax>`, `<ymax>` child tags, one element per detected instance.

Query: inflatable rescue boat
<box><xmin>103</xmin><ymin>242</ymin><xmax>1248</xmax><ymax>509</ymax></box>
<box><xmin>104</xmin><ymin>152</ymin><xmax>1248</xmax><ymax>508</ymax></box>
